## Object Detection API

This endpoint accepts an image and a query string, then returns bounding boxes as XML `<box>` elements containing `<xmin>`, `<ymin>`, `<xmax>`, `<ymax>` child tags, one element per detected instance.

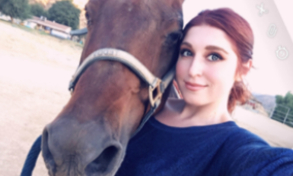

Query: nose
<box><xmin>188</xmin><ymin>56</ymin><xmax>204</xmax><ymax>77</ymax></box>
<box><xmin>42</xmin><ymin>118</ymin><xmax>124</xmax><ymax>176</ymax></box>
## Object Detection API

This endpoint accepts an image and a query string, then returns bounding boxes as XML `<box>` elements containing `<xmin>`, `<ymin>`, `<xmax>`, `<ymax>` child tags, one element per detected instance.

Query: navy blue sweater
<box><xmin>116</xmin><ymin>117</ymin><xmax>293</xmax><ymax>176</ymax></box>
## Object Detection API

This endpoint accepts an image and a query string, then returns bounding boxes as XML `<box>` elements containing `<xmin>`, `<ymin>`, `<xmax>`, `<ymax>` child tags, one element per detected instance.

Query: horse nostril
<box><xmin>85</xmin><ymin>145</ymin><xmax>121</xmax><ymax>174</ymax></box>
<box><xmin>42</xmin><ymin>128</ymin><xmax>56</xmax><ymax>174</ymax></box>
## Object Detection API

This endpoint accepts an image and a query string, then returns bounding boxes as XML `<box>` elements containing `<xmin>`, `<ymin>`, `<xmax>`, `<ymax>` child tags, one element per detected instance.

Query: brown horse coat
<box><xmin>42</xmin><ymin>0</ymin><xmax>184</xmax><ymax>175</ymax></box>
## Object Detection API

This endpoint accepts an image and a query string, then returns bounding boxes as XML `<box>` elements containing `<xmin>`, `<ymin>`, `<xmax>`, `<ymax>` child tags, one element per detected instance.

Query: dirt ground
<box><xmin>0</xmin><ymin>21</ymin><xmax>293</xmax><ymax>176</ymax></box>
<box><xmin>0</xmin><ymin>21</ymin><xmax>82</xmax><ymax>176</ymax></box>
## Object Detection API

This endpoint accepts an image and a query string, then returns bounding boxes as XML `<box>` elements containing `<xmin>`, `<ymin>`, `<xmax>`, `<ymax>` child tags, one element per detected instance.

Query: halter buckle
<box><xmin>149</xmin><ymin>79</ymin><xmax>162</xmax><ymax>108</ymax></box>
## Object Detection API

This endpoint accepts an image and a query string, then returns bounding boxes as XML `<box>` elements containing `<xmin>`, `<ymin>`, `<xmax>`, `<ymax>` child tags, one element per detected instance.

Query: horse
<box><xmin>40</xmin><ymin>0</ymin><xmax>184</xmax><ymax>175</ymax></box>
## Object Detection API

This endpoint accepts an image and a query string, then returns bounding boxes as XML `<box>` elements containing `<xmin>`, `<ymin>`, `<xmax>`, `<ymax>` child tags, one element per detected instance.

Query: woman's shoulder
<box><xmin>221</xmin><ymin>126</ymin><xmax>293</xmax><ymax>176</ymax></box>
<box><xmin>225</xmin><ymin>125</ymin><xmax>269</xmax><ymax>146</ymax></box>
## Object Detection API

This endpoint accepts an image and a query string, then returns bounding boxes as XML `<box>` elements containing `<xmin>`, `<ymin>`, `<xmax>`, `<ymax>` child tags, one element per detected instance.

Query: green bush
<box><xmin>30</xmin><ymin>3</ymin><xmax>48</xmax><ymax>18</ymax></box>
<box><xmin>272</xmin><ymin>92</ymin><xmax>293</xmax><ymax>127</ymax></box>
<box><xmin>0</xmin><ymin>0</ymin><xmax>31</xmax><ymax>22</ymax></box>
<box><xmin>48</xmin><ymin>1</ymin><xmax>80</xmax><ymax>30</ymax></box>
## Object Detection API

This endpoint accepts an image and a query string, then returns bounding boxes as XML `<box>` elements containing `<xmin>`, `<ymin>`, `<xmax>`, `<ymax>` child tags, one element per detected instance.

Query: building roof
<box><xmin>27</xmin><ymin>16</ymin><xmax>71</xmax><ymax>33</ymax></box>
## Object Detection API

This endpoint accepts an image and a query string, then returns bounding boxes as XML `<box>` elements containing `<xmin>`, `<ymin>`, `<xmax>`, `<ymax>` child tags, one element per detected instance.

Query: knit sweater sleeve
<box><xmin>222</xmin><ymin>129</ymin><xmax>293</xmax><ymax>176</ymax></box>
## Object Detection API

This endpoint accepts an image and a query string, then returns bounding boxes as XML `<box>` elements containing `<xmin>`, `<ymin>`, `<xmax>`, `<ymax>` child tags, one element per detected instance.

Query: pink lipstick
<box><xmin>185</xmin><ymin>81</ymin><xmax>207</xmax><ymax>91</ymax></box>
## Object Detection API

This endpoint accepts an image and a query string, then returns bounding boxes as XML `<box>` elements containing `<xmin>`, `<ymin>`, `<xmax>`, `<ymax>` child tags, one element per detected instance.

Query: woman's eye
<box><xmin>180</xmin><ymin>49</ymin><xmax>193</xmax><ymax>57</ymax></box>
<box><xmin>207</xmin><ymin>53</ymin><xmax>223</xmax><ymax>61</ymax></box>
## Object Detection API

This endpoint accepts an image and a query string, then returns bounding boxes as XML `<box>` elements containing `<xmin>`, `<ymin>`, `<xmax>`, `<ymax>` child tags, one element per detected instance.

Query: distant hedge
<box><xmin>0</xmin><ymin>0</ymin><xmax>31</xmax><ymax>22</ymax></box>
<box><xmin>48</xmin><ymin>1</ymin><xmax>80</xmax><ymax>30</ymax></box>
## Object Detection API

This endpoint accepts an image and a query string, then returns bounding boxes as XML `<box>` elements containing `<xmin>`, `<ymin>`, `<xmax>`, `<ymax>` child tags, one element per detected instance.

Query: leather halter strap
<box><xmin>68</xmin><ymin>48</ymin><xmax>175</xmax><ymax>136</ymax></box>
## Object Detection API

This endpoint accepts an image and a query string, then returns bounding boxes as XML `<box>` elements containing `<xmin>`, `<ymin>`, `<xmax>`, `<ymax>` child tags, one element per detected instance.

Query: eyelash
<box><xmin>179</xmin><ymin>48</ymin><xmax>224</xmax><ymax>61</ymax></box>
<box><xmin>179</xmin><ymin>48</ymin><xmax>193</xmax><ymax>57</ymax></box>
<box><xmin>207</xmin><ymin>53</ymin><xmax>223</xmax><ymax>61</ymax></box>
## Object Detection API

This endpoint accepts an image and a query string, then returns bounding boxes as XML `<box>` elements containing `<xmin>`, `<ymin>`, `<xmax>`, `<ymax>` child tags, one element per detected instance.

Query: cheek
<box><xmin>175</xmin><ymin>60</ymin><xmax>189</xmax><ymax>93</ymax></box>
<box><xmin>175</xmin><ymin>60</ymin><xmax>187</xmax><ymax>80</ymax></box>
<box><xmin>207</xmin><ymin>66</ymin><xmax>236</xmax><ymax>89</ymax></box>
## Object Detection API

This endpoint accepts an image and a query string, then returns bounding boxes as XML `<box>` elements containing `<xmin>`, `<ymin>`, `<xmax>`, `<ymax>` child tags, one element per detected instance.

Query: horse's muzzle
<box><xmin>41</xmin><ymin>118</ymin><xmax>124</xmax><ymax>176</ymax></box>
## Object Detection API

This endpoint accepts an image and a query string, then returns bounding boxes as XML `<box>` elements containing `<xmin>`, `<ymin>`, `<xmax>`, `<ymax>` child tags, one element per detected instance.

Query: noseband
<box><xmin>69</xmin><ymin>30</ymin><xmax>176</xmax><ymax>136</ymax></box>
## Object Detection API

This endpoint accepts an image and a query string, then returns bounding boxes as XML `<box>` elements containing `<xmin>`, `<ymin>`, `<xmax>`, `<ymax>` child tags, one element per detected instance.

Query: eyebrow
<box><xmin>181</xmin><ymin>42</ymin><xmax>228</xmax><ymax>54</ymax></box>
<box><xmin>181</xmin><ymin>42</ymin><xmax>192</xmax><ymax>48</ymax></box>
<box><xmin>205</xmin><ymin>46</ymin><xmax>228</xmax><ymax>54</ymax></box>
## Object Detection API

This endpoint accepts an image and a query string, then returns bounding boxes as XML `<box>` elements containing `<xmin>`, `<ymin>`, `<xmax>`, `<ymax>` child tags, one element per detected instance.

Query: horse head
<box><xmin>42</xmin><ymin>0</ymin><xmax>184</xmax><ymax>175</ymax></box>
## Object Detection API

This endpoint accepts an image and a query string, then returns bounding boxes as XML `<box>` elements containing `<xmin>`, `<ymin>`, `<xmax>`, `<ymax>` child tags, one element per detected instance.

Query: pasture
<box><xmin>0</xmin><ymin>20</ymin><xmax>292</xmax><ymax>176</ymax></box>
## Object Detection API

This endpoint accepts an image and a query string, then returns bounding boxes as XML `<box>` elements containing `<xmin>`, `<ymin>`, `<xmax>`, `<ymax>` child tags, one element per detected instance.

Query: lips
<box><xmin>185</xmin><ymin>81</ymin><xmax>207</xmax><ymax>91</ymax></box>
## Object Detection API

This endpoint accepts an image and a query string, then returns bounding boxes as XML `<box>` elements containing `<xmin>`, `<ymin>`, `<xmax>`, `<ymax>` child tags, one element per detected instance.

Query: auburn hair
<box><xmin>182</xmin><ymin>8</ymin><xmax>254</xmax><ymax>113</ymax></box>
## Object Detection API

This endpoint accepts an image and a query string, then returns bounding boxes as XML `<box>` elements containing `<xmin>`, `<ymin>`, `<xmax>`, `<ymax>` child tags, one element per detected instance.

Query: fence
<box><xmin>269</xmin><ymin>105</ymin><xmax>293</xmax><ymax>128</ymax></box>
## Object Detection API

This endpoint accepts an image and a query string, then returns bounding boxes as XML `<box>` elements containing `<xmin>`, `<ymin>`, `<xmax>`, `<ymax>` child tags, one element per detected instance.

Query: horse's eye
<box><xmin>85</xmin><ymin>11</ymin><xmax>92</xmax><ymax>26</ymax></box>
<box><xmin>85</xmin><ymin>12</ymin><xmax>90</xmax><ymax>21</ymax></box>
<box><xmin>165</xmin><ymin>31</ymin><xmax>182</xmax><ymax>45</ymax></box>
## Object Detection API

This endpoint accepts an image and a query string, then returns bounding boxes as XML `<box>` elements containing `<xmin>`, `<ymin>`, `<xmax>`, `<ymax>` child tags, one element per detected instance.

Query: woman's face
<box><xmin>176</xmin><ymin>25</ymin><xmax>240</xmax><ymax>107</ymax></box>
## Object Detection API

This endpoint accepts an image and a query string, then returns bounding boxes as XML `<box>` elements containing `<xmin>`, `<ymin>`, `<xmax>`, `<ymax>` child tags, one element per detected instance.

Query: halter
<box><xmin>68</xmin><ymin>40</ymin><xmax>175</xmax><ymax>136</ymax></box>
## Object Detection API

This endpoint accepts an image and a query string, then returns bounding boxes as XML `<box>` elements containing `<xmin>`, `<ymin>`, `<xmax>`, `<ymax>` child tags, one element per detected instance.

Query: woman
<box><xmin>115</xmin><ymin>8</ymin><xmax>293</xmax><ymax>176</ymax></box>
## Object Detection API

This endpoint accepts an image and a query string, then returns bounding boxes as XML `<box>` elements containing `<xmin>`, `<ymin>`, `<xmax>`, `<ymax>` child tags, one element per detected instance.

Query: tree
<box><xmin>48</xmin><ymin>0</ymin><xmax>80</xmax><ymax>30</ymax></box>
<box><xmin>272</xmin><ymin>92</ymin><xmax>293</xmax><ymax>127</ymax></box>
<box><xmin>30</xmin><ymin>3</ymin><xmax>48</xmax><ymax>18</ymax></box>
<box><xmin>0</xmin><ymin>0</ymin><xmax>31</xmax><ymax>22</ymax></box>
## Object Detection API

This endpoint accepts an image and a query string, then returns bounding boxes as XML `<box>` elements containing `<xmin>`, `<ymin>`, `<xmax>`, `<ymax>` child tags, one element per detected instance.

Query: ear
<box><xmin>241</xmin><ymin>59</ymin><xmax>253</xmax><ymax>76</ymax></box>
<box><xmin>235</xmin><ymin>59</ymin><xmax>253</xmax><ymax>81</ymax></box>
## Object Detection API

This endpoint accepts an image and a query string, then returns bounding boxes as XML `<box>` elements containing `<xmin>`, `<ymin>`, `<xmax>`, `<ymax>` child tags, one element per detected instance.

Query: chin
<box><xmin>182</xmin><ymin>94</ymin><xmax>208</xmax><ymax>107</ymax></box>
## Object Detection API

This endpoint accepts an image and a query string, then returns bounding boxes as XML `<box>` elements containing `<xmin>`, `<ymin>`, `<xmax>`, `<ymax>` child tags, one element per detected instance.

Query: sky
<box><xmin>73</xmin><ymin>0</ymin><xmax>293</xmax><ymax>96</ymax></box>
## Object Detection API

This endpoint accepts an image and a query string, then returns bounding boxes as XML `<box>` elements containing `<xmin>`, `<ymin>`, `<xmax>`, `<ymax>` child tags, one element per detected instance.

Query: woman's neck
<box><xmin>182</xmin><ymin>100</ymin><xmax>232</xmax><ymax>125</ymax></box>
<box><xmin>155</xmin><ymin>98</ymin><xmax>233</xmax><ymax>127</ymax></box>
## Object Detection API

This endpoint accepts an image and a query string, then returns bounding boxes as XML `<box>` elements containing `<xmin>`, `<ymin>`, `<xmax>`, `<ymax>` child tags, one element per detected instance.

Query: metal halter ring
<box><xmin>149</xmin><ymin>78</ymin><xmax>162</xmax><ymax>108</ymax></box>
